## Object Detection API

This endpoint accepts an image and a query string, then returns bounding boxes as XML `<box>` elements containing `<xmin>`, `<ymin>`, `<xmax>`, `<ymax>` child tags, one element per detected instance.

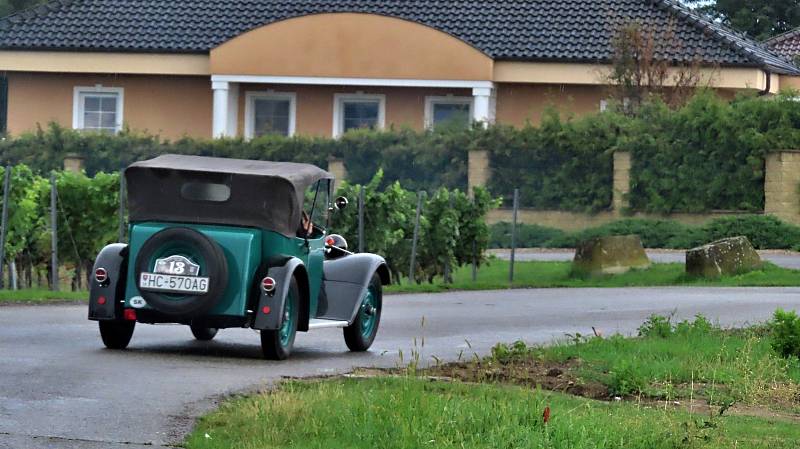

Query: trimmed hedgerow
<box><xmin>490</xmin><ymin>215</ymin><xmax>800</xmax><ymax>250</ymax></box>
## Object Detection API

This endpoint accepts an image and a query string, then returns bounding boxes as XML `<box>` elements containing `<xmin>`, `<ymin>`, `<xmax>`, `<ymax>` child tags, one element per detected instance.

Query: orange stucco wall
<box><xmin>6</xmin><ymin>72</ymin><xmax>212</xmax><ymax>139</ymax></box>
<box><xmin>495</xmin><ymin>84</ymin><xmax>604</xmax><ymax>126</ymax></box>
<box><xmin>211</xmin><ymin>13</ymin><xmax>493</xmax><ymax>81</ymax></box>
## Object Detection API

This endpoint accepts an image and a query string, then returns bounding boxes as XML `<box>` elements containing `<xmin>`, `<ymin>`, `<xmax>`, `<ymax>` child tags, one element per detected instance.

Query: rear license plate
<box><xmin>139</xmin><ymin>273</ymin><xmax>210</xmax><ymax>294</ymax></box>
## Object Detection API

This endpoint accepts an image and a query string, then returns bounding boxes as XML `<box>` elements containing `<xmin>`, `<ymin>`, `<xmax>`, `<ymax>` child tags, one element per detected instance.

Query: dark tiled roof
<box><xmin>766</xmin><ymin>29</ymin><xmax>800</xmax><ymax>62</ymax></box>
<box><xmin>1</xmin><ymin>0</ymin><xmax>798</xmax><ymax>74</ymax></box>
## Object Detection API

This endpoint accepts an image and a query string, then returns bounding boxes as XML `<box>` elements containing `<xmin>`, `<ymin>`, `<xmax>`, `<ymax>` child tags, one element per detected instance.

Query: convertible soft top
<box><xmin>125</xmin><ymin>155</ymin><xmax>333</xmax><ymax>236</ymax></box>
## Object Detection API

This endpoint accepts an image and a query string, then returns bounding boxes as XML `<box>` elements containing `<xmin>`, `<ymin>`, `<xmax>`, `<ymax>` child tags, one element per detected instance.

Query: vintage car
<box><xmin>88</xmin><ymin>155</ymin><xmax>389</xmax><ymax>360</ymax></box>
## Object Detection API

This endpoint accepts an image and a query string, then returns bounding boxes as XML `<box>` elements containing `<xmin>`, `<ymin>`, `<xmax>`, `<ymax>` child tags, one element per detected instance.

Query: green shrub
<box><xmin>489</xmin><ymin>215</ymin><xmax>800</xmax><ymax>250</ymax></box>
<box><xmin>770</xmin><ymin>309</ymin><xmax>800</xmax><ymax>359</ymax></box>
<box><xmin>485</xmin><ymin>110</ymin><xmax>616</xmax><ymax>212</ymax></box>
<box><xmin>488</xmin><ymin>222</ymin><xmax>566</xmax><ymax>249</ymax></box>
<box><xmin>624</xmin><ymin>92</ymin><xmax>800</xmax><ymax>213</ymax></box>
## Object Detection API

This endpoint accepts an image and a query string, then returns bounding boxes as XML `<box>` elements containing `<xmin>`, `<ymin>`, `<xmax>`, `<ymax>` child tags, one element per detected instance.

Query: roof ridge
<box><xmin>653</xmin><ymin>0</ymin><xmax>798</xmax><ymax>74</ymax></box>
<box><xmin>0</xmin><ymin>0</ymin><xmax>76</xmax><ymax>29</ymax></box>
<box><xmin>653</xmin><ymin>0</ymin><xmax>762</xmax><ymax>66</ymax></box>
<box><xmin>765</xmin><ymin>27</ymin><xmax>800</xmax><ymax>46</ymax></box>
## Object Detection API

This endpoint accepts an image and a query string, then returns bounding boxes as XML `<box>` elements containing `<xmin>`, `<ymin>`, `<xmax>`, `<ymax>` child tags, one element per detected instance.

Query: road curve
<box><xmin>2</xmin><ymin>287</ymin><xmax>800</xmax><ymax>448</ymax></box>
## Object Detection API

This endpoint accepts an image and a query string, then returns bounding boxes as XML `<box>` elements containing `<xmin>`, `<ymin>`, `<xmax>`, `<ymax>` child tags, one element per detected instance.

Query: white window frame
<box><xmin>72</xmin><ymin>86</ymin><xmax>124</xmax><ymax>133</ymax></box>
<box><xmin>333</xmin><ymin>93</ymin><xmax>386</xmax><ymax>137</ymax></box>
<box><xmin>244</xmin><ymin>91</ymin><xmax>297</xmax><ymax>139</ymax></box>
<box><xmin>424</xmin><ymin>95</ymin><xmax>474</xmax><ymax>129</ymax></box>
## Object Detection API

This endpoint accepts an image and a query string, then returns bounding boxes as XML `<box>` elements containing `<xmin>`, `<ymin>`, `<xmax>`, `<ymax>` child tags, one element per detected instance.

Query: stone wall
<box><xmin>329</xmin><ymin>149</ymin><xmax>800</xmax><ymax>231</ymax></box>
<box><xmin>765</xmin><ymin>151</ymin><xmax>800</xmax><ymax>226</ymax></box>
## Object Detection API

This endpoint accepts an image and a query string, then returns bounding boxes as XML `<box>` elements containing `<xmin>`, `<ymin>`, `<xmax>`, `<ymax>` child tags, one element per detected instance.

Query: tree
<box><xmin>0</xmin><ymin>0</ymin><xmax>45</xmax><ymax>17</ymax></box>
<box><xmin>604</xmin><ymin>21</ymin><xmax>705</xmax><ymax>114</ymax></box>
<box><xmin>686</xmin><ymin>0</ymin><xmax>800</xmax><ymax>40</ymax></box>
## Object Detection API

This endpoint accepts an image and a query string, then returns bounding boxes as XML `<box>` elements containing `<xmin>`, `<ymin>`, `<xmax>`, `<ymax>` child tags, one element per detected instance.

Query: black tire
<box><xmin>344</xmin><ymin>273</ymin><xmax>382</xmax><ymax>352</ymax></box>
<box><xmin>134</xmin><ymin>227</ymin><xmax>229</xmax><ymax>318</ymax></box>
<box><xmin>261</xmin><ymin>277</ymin><xmax>300</xmax><ymax>360</ymax></box>
<box><xmin>190</xmin><ymin>324</ymin><xmax>218</xmax><ymax>341</ymax></box>
<box><xmin>99</xmin><ymin>320</ymin><xmax>135</xmax><ymax>350</ymax></box>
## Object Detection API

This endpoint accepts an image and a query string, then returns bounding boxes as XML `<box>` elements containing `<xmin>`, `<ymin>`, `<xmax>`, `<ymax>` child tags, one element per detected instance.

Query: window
<box><xmin>425</xmin><ymin>96</ymin><xmax>473</xmax><ymax>129</ymax></box>
<box><xmin>245</xmin><ymin>91</ymin><xmax>296</xmax><ymax>138</ymax></box>
<box><xmin>333</xmin><ymin>93</ymin><xmax>385</xmax><ymax>137</ymax></box>
<box><xmin>73</xmin><ymin>86</ymin><xmax>123</xmax><ymax>133</ymax></box>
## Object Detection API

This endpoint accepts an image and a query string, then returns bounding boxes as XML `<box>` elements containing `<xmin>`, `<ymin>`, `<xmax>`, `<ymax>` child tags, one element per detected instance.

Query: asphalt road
<box><xmin>2</xmin><ymin>287</ymin><xmax>800</xmax><ymax>448</ymax></box>
<box><xmin>490</xmin><ymin>249</ymin><xmax>800</xmax><ymax>269</ymax></box>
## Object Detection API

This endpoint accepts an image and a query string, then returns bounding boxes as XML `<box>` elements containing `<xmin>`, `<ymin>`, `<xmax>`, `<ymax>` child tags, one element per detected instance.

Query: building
<box><xmin>0</xmin><ymin>0</ymin><xmax>797</xmax><ymax>140</ymax></box>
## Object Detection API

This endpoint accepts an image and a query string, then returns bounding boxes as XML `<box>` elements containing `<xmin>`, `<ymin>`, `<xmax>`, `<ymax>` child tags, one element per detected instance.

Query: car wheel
<box><xmin>344</xmin><ymin>273</ymin><xmax>382</xmax><ymax>352</ymax></box>
<box><xmin>190</xmin><ymin>324</ymin><xmax>218</xmax><ymax>341</ymax></box>
<box><xmin>99</xmin><ymin>320</ymin><xmax>135</xmax><ymax>350</ymax></box>
<box><xmin>260</xmin><ymin>277</ymin><xmax>300</xmax><ymax>360</ymax></box>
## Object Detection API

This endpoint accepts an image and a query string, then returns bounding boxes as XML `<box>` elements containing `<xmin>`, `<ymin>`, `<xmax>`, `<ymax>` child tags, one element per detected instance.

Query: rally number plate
<box><xmin>139</xmin><ymin>272</ymin><xmax>210</xmax><ymax>294</ymax></box>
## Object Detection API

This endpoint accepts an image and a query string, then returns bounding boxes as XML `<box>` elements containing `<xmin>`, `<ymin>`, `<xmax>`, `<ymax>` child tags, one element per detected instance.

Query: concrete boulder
<box><xmin>572</xmin><ymin>235</ymin><xmax>651</xmax><ymax>275</ymax></box>
<box><xmin>685</xmin><ymin>236</ymin><xmax>762</xmax><ymax>278</ymax></box>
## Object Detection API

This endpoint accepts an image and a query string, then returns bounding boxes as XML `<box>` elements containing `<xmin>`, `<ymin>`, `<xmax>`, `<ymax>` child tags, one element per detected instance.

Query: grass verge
<box><xmin>187</xmin><ymin>315</ymin><xmax>800</xmax><ymax>449</ymax></box>
<box><xmin>0</xmin><ymin>288</ymin><xmax>87</xmax><ymax>304</ymax></box>
<box><xmin>385</xmin><ymin>260</ymin><xmax>800</xmax><ymax>293</ymax></box>
<box><xmin>187</xmin><ymin>377</ymin><xmax>800</xmax><ymax>449</ymax></box>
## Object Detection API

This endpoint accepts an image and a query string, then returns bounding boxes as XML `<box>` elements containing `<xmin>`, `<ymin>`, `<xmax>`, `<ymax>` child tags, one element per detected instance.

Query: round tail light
<box><xmin>95</xmin><ymin>268</ymin><xmax>108</xmax><ymax>283</ymax></box>
<box><xmin>261</xmin><ymin>277</ymin><xmax>276</xmax><ymax>293</ymax></box>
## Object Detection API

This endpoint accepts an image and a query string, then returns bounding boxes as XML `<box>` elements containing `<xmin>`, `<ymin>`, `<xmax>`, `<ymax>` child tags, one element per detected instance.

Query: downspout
<box><xmin>759</xmin><ymin>70</ymin><xmax>772</xmax><ymax>96</ymax></box>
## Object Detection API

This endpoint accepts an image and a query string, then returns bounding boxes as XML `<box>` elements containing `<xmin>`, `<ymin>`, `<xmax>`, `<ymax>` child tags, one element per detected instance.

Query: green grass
<box><xmin>186</xmin><ymin>377</ymin><xmax>800</xmax><ymax>449</ymax></box>
<box><xmin>0</xmin><ymin>288</ymin><xmax>87</xmax><ymax>304</ymax></box>
<box><xmin>486</xmin><ymin>316</ymin><xmax>800</xmax><ymax>409</ymax></box>
<box><xmin>385</xmin><ymin>261</ymin><xmax>800</xmax><ymax>293</ymax></box>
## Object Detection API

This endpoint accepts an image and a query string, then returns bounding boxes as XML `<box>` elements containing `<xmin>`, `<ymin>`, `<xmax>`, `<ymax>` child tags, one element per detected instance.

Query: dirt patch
<box><xmin>420</xmin><ymin>358</ymin><xmax>609</xmax><ymax>400</ymax></box>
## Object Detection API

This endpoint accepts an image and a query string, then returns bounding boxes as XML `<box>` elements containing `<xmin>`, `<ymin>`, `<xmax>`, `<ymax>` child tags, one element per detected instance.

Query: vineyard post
<box><xmin>510</xmin><ymin>188</ymin><xmax>519</xmax><ymax>285</ymax></box>
<box><xmin>118</xmin><ymin>170</ymin><xmax>126</xmax><ymax>242</ymax></box>
<box><xmin>408</xmin><ymin>191</ymin><xmax>424</xmax><ymax>285</ymax></box>
<box><xmin>51</xmin><ymin>173</ymin><xmax>58</xmax><ymax>292</ymax></box>
<box><xmin>0</xmin><ymin>165</ymin><xmax>10</xmax><ymax>289</ymax></box>
<box><xmin>358</xmin><ymin>186</ymin><xmax>365</xmax><ymax>253</ymax></box>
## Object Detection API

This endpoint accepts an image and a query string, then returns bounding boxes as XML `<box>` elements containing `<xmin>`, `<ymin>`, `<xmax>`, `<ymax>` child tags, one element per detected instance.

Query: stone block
<box><xmin>685</xmin><ymin>236</ymin><xmax>762</xmax><ymax>278</ymax></box>
<box><xmin>572</xmin><ymin>235</ymin><xmax>650</xmax><ymax>275</ymax></box>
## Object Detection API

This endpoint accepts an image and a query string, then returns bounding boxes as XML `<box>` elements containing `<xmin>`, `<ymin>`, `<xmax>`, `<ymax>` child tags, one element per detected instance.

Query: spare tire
<box><xmin>134</xmin><ymin>227</ymin><xmax>228</xmax><ymax>318</ymax></box>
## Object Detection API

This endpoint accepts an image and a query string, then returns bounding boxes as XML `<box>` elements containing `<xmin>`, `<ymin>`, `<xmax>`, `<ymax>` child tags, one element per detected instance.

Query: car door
<box><xmin>302</xmin><ymin>179</ymin><xmax>330</xmax><ymax>317</ymax></box>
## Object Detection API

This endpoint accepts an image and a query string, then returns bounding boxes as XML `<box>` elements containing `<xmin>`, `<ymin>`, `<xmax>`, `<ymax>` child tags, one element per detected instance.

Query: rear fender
<box><xmin>321</xmin><ymin>253</ymin><xmax>390</xmax><ymax>324</ymax></box>
<box><xmin>252</xmin><ymin>256</ymin><xmax>309</xmax><ymax>331</ymax></box>
<box><xmin>88</xmin><ymin>243</ymin><xmax>128</xmax><ymax>321</ymax></box>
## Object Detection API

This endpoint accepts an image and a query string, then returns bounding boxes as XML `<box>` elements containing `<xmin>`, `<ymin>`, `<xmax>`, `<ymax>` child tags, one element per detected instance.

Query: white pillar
<box><xmin>212</xmin><ymin>81</ymin><xmax>230</xmax><ymax>138</ymax></box>
<box><xmin>472</xmin><ymin>85</ymin><xmax>496</xmax><ymax>126</ymax></box>
<box><xmin>226</xmin><ymin>82</ymin><xmax>239</xmax><ymax>137</ymax></box>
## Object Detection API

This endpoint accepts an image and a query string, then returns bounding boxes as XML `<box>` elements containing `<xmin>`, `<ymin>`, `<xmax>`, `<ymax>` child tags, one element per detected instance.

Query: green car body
<box><xmin>89</xmin><ymin>155</ymin><xmax>389</xmax><ymax>360</ymax></box>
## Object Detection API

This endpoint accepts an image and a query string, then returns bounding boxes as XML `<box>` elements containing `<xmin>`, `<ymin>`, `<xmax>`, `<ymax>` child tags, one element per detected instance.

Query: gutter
<box><xmin>759</xmin><ymin>70</ymin><xmax>772</xmax><ymax>96</ymax></box>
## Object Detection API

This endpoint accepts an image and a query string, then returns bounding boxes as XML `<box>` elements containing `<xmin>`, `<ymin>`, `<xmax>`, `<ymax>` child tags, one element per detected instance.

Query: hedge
<box><xmin>621</xmin><ymin>91</ymin><xmax>800</xmax><ymax>213</ymax></box>
<box><xmin>4</xmin><ymin>91</ymin><xmax>800</xmax><ymax>213</ymax></box>
<box><xmin>490</xmin><ymin>215</ymin><xmax>800</xmax><ymax>250</ymax></box>
<box><xmin>0</xmin><ymin>124</ymin><xmax>469</xmax><ymax>192</ymax></box>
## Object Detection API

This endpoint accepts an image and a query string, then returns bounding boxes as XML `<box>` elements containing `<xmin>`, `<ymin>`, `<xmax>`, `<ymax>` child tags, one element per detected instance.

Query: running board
<box><xmin>308</xmin><ymin>319</ymin><xmax>349</xmax><ymax>330</ymax></box>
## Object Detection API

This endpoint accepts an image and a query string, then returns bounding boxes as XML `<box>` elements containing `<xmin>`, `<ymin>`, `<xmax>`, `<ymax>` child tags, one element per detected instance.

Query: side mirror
<box><xmin>334</xmin><ymin>196</ymin><xmax>349</xmax><ymax>210</ymax></box>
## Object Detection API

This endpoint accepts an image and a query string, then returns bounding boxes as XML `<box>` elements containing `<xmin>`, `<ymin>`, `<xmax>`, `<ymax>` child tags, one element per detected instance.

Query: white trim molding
<box><xmin>72</xmin><ymin>85</ymin><xmax>124</xmax><ymax>133</ymax></box>
<box><xmin>333</xmin><ymin>93</ymin><xmax>386</xmax><ymax>137</ymax></box>
<box><xmin>244</xmin><ymin>90</ymin><xmax>297</xmax><ymax>139</ymax></box>
<box><xmin>471</xmin><ymin>85</ymin><xmax>496</xmax><ymax>125</ymax></box>
<box><xmin>212</xmin><ymin>74</ymin><xmax>493</xmax><ymax>90</ymax></box>
<box><xmin>424</xmin><ymin>95</ymin><xmax>474</xmax><ymax>129</ymax></box>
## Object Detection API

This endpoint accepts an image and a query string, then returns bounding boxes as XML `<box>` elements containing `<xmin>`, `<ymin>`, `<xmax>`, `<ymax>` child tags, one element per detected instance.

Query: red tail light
<box><xmin>97</xmin><ymin>296</ymin><xmax>107</xmax><ymax>305</ymax></box>
<box><xmin>261</xmin><ymin>277</ymin><xmax>276</xmax><ymax>293</ymax></box>
<box><xmin>123</xmin><ymin>309</ymin><xmax>137</xmax><ymax>321</ymax></box>
<box><xmin>262</xmin><ymin>306</ymin><xmax>271</xmax><ymax>315</ymax></box>
<box><xmin>95</xmin><ymin>268</ymin><xmax>108</xmax><ymax>283</ymax></box>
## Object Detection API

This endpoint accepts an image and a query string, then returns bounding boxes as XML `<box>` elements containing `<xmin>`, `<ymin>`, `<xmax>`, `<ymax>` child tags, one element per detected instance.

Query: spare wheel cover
<box><xmin>134</xmin><ymin>227</ymin><xmax>228</xmax><ymax>317</ymax></box>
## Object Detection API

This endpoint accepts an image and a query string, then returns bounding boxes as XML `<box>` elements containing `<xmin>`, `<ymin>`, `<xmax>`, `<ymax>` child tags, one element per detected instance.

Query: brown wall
<box><xmin>7</xmin><ymin>72</ymin><xmax>213</xmax><ymax>139</ymax></box>
<box><xmin>237</xmin><ymin>84</ymin><xmax>471</xmax><ymax>136</ymax></box>
<box><xmin>211</xmin><ymin>13</ymin><xmax>493</xmax><ymax>80</ymax></box>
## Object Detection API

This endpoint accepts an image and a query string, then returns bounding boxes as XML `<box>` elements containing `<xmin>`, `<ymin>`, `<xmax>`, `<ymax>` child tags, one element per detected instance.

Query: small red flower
<box><xmin>543</xmin><ymin>406</ymin><xmax>551</xmax><ymax>424</ymax></box>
